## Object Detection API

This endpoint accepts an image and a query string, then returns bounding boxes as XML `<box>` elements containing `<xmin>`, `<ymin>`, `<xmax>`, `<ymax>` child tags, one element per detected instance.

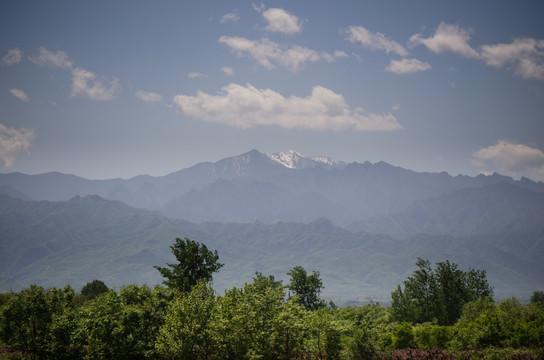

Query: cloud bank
<box><xmin>71</xmin><ymin>68</ymin><xmax>120</xmax><ymax>101</ymax></box>
<box><xmin>221</xmin><ymin>66</ymin><xmax>235</xmax><ymax>76</ymax></box>
<box><xmin>409</xmin><ymin>22</ymin><xmax>479</xmax><ymax>58</ymax></box>
<box><xmin>481</xmin><ymin>38</ymin><xmax>544</xmax><ymax>80</ymax></box>
<box><xmin>345</xmin><ymin>25</ymin><xmax>408</xmax><ymax>56</ymax></box>
<box><xmin>219</xmin><ymin>36</ymin><xmax>339</xmax><ymax>72</ymax></box>
<box><xmin>0</xmin><ymin>123</ymin><xmax>35</xmax><ymax>167</ymax></box>
<box><xmin>220</xmin><ymin>11</ymin><xmax>239</xmax><ymax>24</ymax></box>
<box><xmin>28</xmin><ymin>47</ymin><xmax>121</xmax><ymax>100</ymax></box>
<box><xmin>9</xmin><ymin>89</ymin><xmax>29</xmax><ymax>102</ymax></box>
<box><xmin>385</xmin><ymin>58</ymin><xmax>431</xmax><ymax>74</ymax></box>
<box><xmin>258</xmin><ymin>6</ymin><xmax>303</xmax><ymax>35</ymax></box>
<box><xmin>173</xmin><ymin>83</ymin><xmax>402</xmax><ymax>131</ymax></box>
<box><xmin>409</xmin><ymin>22</ymin><xmax>544</xmax><ymax>80</ymax></box>
<box><xmin>2</xmin><ymin>48</ymin><xmax>22</xmax><ymax>66</ymax></box>
<box><xmin>135</xmin><ymin>90</ymin><xmax>163</xmax><ymax>103</ymax></box>
<box><xmin>188</xmin><ymin>72</ymin><xmax>209</xmax><ymax>79</ymax></box>
<box><xmin>472</xmin><ymin>140</ymin><xmax>544</xmax><ymax>181</ymax></box>
<box><xmin>30</xmin><ymin>47</ymin><xmax>73</xmax><ymax>68</ymax></box>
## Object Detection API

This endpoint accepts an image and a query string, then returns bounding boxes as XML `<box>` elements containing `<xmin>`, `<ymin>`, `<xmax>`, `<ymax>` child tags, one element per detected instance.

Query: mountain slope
<box><xmin>1</xmin><ymin>150</ymin><xmax>543</xmax><ymax>225</ymax></box>
<box><xmin>349</xmin><ymin>182</ymin><xmax>544</xmax><ymax>239</ymax></box>
<box><xmin>1</xmin><ymin>195</ymin><xmax>542</xmax><ymax>302</ymax></box>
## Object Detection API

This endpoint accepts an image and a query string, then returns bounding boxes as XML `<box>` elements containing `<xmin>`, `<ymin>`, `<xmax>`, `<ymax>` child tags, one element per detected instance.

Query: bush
<box><xmin>414</xmin><ymin>323</ymin><xmax>451</xmax><ymax>350</ymax></box>
<box><xmin>344</xmin><ymin>327</ymin><xmax>378</xmax><ymax>360</ymax></box>
<box><xmin>391</xmin><ymin>322</ymin><xmax>414</xmax><ymax>349</ymax></box>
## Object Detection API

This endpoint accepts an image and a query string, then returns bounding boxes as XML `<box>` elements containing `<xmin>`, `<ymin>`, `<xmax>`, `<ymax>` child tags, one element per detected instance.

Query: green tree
<box><xmin>155</xmin><ymin>282</ymin><xmax>216</xmax><ymax>360</ymax></box>
<box><xmin>287</xmin><ymin>266</ymin><xmax>325</xmax><ymax>310</ymax></box>
<box><xmin>303</xmin><ymin>308</ymin><xmax>341</xmax><ymax>360</ymax></box>
<box><xmin>154</xmin><ymin>237</ymin><xmax>223</xmax><ymax>293</ymax></box>
<box><xmin>530</xmin><ymin>290</ymin><xmax>544</xmax><ymax>305</ymax></box>
<box><xmin>391</xmin><ymin>322</ymin><xmax>415</xmax><ymax>349</ymax></box>
<box><xmin>75</xmin><ymin>285</ymin><xmax>167</xmax><ymax>360</ymax></box>
<box><xmin>390</xmin><ymin>258</ymin><xmax>493</xmax><ymax>325</ymax></box>
<box><xmin>0</xmin><ymin>285</ymin><xmax>52</xmax><ymax>359</ymax></box>
<box><xmin>210</xmin><ymin>272</ymin><xmax>297</xmax><ymax>360</ymax></box>
<box><xmin>80</xmin><ymin>280</ymin><xmax>109</xmax><ymax>300</ymax></box>
<box><xmin>343</xmin><ymin>327</ymin><xmax>377</xmax><ymax>360</ymax></box>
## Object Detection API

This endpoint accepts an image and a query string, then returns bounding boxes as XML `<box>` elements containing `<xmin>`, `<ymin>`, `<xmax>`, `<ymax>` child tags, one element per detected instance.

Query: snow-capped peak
<box><xmin>264</xmin><ymin>150</ymin><xmax>345</xmax><ymax>170</ymax></box>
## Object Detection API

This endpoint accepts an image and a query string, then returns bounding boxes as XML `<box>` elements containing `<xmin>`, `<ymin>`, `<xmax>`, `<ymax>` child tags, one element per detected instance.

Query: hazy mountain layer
<box><xmin>349</xmin><ymin>181</ymin><xmax>544</xmax><ymax>238</ymax></box>
<box><xmin>1</xmin><ymin>194</ymin><xmax>542</xmax><ymax>303</ymax></box>
<box><xmin>1</xmin><ymin>150</ymin><xmax>543</xmax><ymax>225</ymax></box>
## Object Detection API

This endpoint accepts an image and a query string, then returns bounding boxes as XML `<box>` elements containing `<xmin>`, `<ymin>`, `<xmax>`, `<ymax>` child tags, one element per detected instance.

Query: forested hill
<box><xmin>1</xmin><ymin>194</ymin><xmax>543</xmax><ymax>303</ymax></box>
<box><xmin>348</xmin><ymin>181</ymin><xmax>544</xmax><ymax>238</ymax></box>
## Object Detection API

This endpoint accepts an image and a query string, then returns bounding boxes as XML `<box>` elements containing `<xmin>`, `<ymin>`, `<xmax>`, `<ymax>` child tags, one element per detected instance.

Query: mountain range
<box><xmin>1</xmin><ymin>149</ymin><xmax>543</xmax><ymax>225</ymax></box>
<box><xmin>1</xmin><ymin>150</ymin><xmax>543</xmax><ymax>303</ymax></box>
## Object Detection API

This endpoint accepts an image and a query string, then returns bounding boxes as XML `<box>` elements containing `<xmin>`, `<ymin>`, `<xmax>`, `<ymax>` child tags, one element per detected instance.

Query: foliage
<box><xmin>0</xmin><ymin>285</ymin><xmax>52</xmax><ymax>359</ymax></box>
<box><xmin>343</xmin><ymin>327</ymin><xmax>377</xmax><ymax>360</ymax></box>
<box><xmin>387</xmin><ymin>348</ymin><xmax>454</xmax><ymax>360</ymax></box>
<box><xmin>154</xmin><ymin>237</ymin><xmax>224</xmax><ymax>293</ymax></box>
<box><xmin>155</xmin><ymin>282</ymin><xmax>216</xmax><ymax>360</ymax></box>
<box><xmin>80</xmin><ymin>280</ymin><xmax>109</xmax><ymax>300</ymax></box>
<box><xmin>390</xmin><ymin>258</ymin><xmax>493</xmax><ymax>325</ymax></box>
<box><xmin>74</xmin><ymin>285</ymin><xmax>167</xmax><ymax>360</ymax></box>
<box><xmin>530</xmin><ymin>291</ymin><xmax>544</xmax><ymax>305</ymax></box>
<box><xmin>287</xmin><ymin>266</ymin><xmax>326</xmax><ymax>311</ymax></box>
<box><xmin>0</xmin><ymin>260</ymin><xmax>543</xmax><ymax>359</ymax></box>
<box><xmin>303</xmin><ymin>308</ymin><xmax>342</xmax><ymax>359</ymax></box>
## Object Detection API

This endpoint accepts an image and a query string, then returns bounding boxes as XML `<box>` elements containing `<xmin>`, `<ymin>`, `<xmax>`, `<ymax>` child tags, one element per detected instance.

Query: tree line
<box><xmin>1</xmin><ymin>237</ymin><xmax>543</xmax><ymax>360</ymax></box>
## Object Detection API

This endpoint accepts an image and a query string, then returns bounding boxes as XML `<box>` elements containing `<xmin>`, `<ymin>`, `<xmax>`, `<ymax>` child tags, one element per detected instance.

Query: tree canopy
<box><xmin>80</xmin><ymin>280</ymin><xmax>109</xmax><ymax>300</ymax></box>
<box><xmin>154</xmin><ymin>237</ymin><xmax>223</xmax><ymax>292</ymax></box>
<box><xmin>391</xmin><ymin>258</ymin><xmax>493</xmax><ymax>325</ymax></box>
<box><xmin>287</xmin><ymin>266</ymin><xmax>325</xmax><ymax>310</ymax></box>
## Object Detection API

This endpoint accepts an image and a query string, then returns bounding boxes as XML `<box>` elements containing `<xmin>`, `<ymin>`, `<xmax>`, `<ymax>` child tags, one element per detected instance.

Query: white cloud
<box><xmin>0</xmin><ymin>123</ymin><xmax>35</xmax><ymax>167</ymax></box>
<box><xmin>221</xmin><ymin>66</ymin><xmax>235</xmax><ymax>76</ymax></box>
<box><xmin>345</xmin><ymin>25</ymin><xmax>408</xmax><ymax>56</ymax></box>
<box><xmin>71</xmin><ymin>67</ymin><xmax>120</xmax><ymax>101</ymax></box>
<box><xmin>29</xmin><ymin>47</ymin><xmax>73</xmax><ymax>68</ymax></box>
<box><xmin>471</xmin><ymin>140</ymin><xmax>544</xmax><ymax>181</ymax></box>
<box><xmin>259</xmin><ymin>7</ymin><xmax>303</xmax><ymax>35</ymax></box>
<box><xmin>135</xmin><ymin>90</ymin><xmax>163</xmax><ymax>103</ymax></box>
<box><xmin>9</xmin><ymin>89</ymin><xmax>29</xmax><ymax>102</ymax></box>
<box><xmin>188</xmin><ymin>72</ymin><xmax>209</xmax><ymax>79</ymax></box>
<box><xmin>333</xmin><ymin>50</ymin><xmax>348</xmax><ymax>58</ymax></box>
<box><xmin>220</xmin><ymin>11</ymin><xmax>239</xmax><ymax>23</ymax></box>
<box><xmin>480</xmin><ymin>38</ymin><xmax>544</xmax><ymax>80</ymax></box>
<box><xmin>385</xmin><ymin>58</ymin><xmax>431</xmax><ymax>74</ymax></box>
<box><xmin>219</xmin><ymin>36</ymin><xmax>339</xmax><ymax>72</ymax></box>
<box><xmin>409</xmin><ymin>22</ymin><xmax>479</xmax><ymax>58</ymax></box>
<box><xmin>172</xmin><ymin>83</ymin><xmax>402</xmax><ymax>132</ymax></box>
<box><xmin>2</xmin><ymin>48</ymin><xmax>22</xmax><ymax>66</ymax></box>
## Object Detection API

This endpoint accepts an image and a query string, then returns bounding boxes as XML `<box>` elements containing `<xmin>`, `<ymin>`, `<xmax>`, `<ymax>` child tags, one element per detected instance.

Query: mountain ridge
<box><xmin>1</xmin><ymin>193</ymin><xmax>543</xmax><ymax>302</ymax></box>
<box><xmin>1</xmin><ymin>149</ymin><xmax>543</xmax><ymax>226</ymax></box>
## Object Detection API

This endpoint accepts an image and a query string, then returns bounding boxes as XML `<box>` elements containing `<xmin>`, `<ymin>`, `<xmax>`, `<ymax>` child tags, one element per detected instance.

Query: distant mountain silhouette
<box><xmin>1</xmin><ymin>149</ymin><xmax>542</xmax><ymax>225</ymax></box>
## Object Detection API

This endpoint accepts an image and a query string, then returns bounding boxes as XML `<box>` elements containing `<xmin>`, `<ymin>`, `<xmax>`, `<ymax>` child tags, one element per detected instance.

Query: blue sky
<box><xmin>1</xmin><ymin>1</ymin><xmax>544</xmax><ymax>181</ymax></box>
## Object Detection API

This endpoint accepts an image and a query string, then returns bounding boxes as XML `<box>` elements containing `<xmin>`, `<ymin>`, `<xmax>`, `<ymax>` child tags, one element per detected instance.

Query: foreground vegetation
<box><xmin>1</xmin><ymin>238</ymin><xmax>543</xmax><ymax>359</ymax></box>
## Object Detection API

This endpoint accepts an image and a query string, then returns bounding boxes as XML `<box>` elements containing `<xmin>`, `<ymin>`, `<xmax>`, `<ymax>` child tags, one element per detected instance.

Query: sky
<box><xmin>1</xmin><ymin>1</ymin><xmax>544</xmax><ymax>181</ymax></box>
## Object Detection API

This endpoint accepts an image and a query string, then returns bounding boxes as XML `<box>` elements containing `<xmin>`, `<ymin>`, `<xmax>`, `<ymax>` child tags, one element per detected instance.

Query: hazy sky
<box><xmin>1</xmin><ymin>1</ymin><xmax>544</xmax><ymax>181</ymax></box>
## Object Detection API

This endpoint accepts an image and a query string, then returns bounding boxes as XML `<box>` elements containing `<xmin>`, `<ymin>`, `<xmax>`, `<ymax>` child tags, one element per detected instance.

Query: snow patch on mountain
<box><xmin>264</xmin><ymin>150</ymin><xmax>345</xmax><ymax>170</ymax></box>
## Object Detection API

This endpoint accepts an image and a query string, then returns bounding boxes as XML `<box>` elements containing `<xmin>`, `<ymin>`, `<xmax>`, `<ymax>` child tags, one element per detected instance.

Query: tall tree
<box><xmin>391</xmin><ymin>258</ymin><xmax>493</xmax><ymax>325</ymax></box>
<box><xmin>287</xmin><ymin>266</ymin><xmax>325</xmax><ymax>310</ymax></box>
<box><xmin>154</xmin><ymin>237</ymin><xmax>223</xmax><ymax>292</ymax></box>
<box><xmin>81</xmin><ymin>280</ymin><xmax>109</xmax><ymax>300</ymax></box>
